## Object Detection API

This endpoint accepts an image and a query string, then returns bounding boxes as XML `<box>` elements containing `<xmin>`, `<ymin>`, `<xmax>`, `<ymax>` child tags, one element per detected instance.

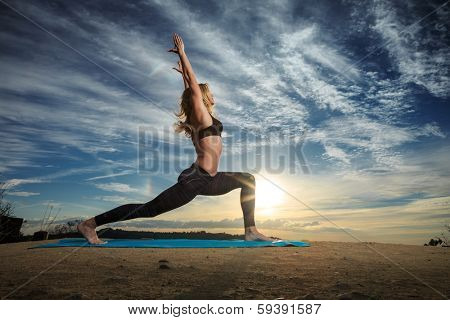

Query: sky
<box><xmin>0</xmin><ymin>0</ymin><xmax>449</xmax><ymax>244</ymax></box>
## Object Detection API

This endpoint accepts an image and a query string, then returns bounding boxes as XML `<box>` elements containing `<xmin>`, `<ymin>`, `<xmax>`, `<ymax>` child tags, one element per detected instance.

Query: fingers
<box><xmin>177</xmin><ymin>34</ymin><xmax>184</xmax><ymax>47</ymax></box>
<box><xmin>172</xmin><ymin>32</ymin><xmax>184</xmax><ymax>48</ymax></box>
<box><xmin>172</xmin><ymin>63</ymin><xmax>182</xmax><ymax>73</ymax></box>
<box><xmin>172</xmin><ymin>32</ymin><xmax>179</xmax><ymax>45</ymax></box>
<box><xmin>169</xmin><ymin>33</ymin><xmax>184</xmax><ymax>54</ymax></box>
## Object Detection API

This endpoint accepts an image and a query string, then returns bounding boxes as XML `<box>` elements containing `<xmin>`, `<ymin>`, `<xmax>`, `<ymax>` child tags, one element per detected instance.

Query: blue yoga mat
<box><xmin>32</xmin><ymin>238</ymin><xmax>310</xmax><ymax>249</ymax></box>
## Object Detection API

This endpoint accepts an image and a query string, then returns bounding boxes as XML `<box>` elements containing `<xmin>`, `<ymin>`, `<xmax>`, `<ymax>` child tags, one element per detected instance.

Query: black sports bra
<box><xmin>191</xmin><ymin>114</ymin><xmax>223</xmax><ymax>143</ymax></box>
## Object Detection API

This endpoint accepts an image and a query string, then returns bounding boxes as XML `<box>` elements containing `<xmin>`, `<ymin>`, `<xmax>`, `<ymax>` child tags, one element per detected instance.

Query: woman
<box><xmin>77</xmin><ymin>33</ymin><xmax>279</xmax><ymax>244</ymax></box>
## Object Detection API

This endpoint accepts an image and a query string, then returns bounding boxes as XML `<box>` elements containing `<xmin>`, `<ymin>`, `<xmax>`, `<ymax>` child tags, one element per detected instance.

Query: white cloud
<box><xmin>94</xmin><ymin>182</ymin><xmax>139</xmax><ymax>193</ymax></box>
<box><xmin>3</xmin><ymin>178</ymin><xmax>44</xmax><ymax>188</ymax></box>
<box><xmin>372</xmin><ymin>0</ymin><xmax>450</xmax><ymax>98</ymax></box>
<box><xmin>6</xmin><ymin>191</ymin><xmax>40</xmax><ymax>197</ymax></box>
<box><xmin>93</xmin><ymin>195</ymin><xmax>138</xmax><ymax>203</ymax></box>
<box><xmin>85</xmin><ymin>170</ymin><xmax>135</xmax><ymax>181</ymax></box>
<box><xmin>307</xmin><ymin>114</ymin><xmax>445</xmax><ymax>170</ymax></box>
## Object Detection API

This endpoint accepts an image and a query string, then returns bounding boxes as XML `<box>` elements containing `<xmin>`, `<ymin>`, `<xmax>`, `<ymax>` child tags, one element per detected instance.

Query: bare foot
<box><xmin>245</xmin><ymin>229</ymin><xmax>281</xmax><ymax>242</ymax></box>
<box><xmin>77</xmin><ymin>219</ymin><xmax>107</xmax><ymax>245</ymax></box>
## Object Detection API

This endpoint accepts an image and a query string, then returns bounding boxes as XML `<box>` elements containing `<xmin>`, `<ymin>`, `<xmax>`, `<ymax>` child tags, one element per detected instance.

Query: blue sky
<box><xmin>1</xmin><ymin>0</ymin><xmax>449</xmax><ymax>244</ymax></box>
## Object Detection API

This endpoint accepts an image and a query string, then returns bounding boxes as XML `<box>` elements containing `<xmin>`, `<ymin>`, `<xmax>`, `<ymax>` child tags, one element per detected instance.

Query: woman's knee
<box><xmin>242</xmin><ymin>172</ymin><xmax>255</xmax><ymax>186</ymax></box>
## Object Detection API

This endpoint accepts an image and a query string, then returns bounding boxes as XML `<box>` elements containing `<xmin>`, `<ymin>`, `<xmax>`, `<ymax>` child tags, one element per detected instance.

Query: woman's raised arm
<box><xmin>168</xmin><ymin>33</ymin><xmax>209</xmax><ymax>124</ymax></box>
<box><xmin>172</xmin><ymin>60</ymin><xmax>189</xmax><ymax>89</ymax></box>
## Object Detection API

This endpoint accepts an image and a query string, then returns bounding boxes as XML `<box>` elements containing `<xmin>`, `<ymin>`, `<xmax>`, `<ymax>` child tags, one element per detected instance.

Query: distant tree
<box><xmin>425</xmin><ymin>224</ymin><xmax>450</xmax><ymax>247</ymax></box>
<box><xmin>0</xmin><ymin>177</ymin><xmax>20</xmax><ymax>243</ymax></box>
<box><xmin>427</xmin><ymin>238</ymin><xmax>442</xmax><ymax>246</ymax></box>
<box><xmin>0</xmin><ymin>178</ymin><xmax>15</xmax><ymax>218</ymax></box>
<box><xmin>438</xmin><ymin>224</ymin><xmax>449</xmax><ymax>246</ymax></box>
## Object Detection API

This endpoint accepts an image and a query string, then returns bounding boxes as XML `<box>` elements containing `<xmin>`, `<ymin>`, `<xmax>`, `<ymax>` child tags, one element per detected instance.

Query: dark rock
<box><xmin>338</xmin><ymin>291</ymin><xmax>371</xmax><ymax>300</ymax></box>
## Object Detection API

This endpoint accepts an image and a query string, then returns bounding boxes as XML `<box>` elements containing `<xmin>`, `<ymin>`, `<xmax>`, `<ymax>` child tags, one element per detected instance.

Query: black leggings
<box><xmin>94</xmin><ymin>163</ymin><xmax>256</xmax><ymax>228</ymax></box>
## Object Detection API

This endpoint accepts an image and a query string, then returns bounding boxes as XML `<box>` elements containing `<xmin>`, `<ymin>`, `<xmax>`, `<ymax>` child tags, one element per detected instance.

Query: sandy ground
<box><xmin>0</xmin><ymin>240</ymin><xmax>448</xmax><ymax>300</ymax></box>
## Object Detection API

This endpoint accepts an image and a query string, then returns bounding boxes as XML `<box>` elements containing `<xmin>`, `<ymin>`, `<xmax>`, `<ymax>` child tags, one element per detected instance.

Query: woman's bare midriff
<box><xmin>194</xmin><ymin>135</ymin><xmax>222</xmax><ymax>177</ymax></box>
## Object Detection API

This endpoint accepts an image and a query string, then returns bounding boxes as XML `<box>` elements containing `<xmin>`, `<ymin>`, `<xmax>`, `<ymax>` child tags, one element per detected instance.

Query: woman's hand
<box><xmin>172</xmin><ymin>60</ymin><xmax>183</xmax><ymax>74</ymax></box>
<box><xmin>167</xmin><ymin>32</ymin><xmax>185</xmax><ymax>55</ymax></box>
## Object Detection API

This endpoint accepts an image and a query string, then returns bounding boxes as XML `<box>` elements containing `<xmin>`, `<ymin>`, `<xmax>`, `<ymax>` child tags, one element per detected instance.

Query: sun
<box><xmin>255</xmin><ymin>178</ymin><xmax>284</xmax><ymax>214</ymax></box>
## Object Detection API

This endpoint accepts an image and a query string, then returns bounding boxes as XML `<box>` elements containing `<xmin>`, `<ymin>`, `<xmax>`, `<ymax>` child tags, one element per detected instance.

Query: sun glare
<box><xmin>255</xmin><ymin>178</ymin><xmax>284</xmax><ymax>214</ymax></box>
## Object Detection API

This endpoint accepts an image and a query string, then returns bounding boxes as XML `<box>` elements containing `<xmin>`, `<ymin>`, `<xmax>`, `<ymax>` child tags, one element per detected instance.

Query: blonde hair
<box><xmin>174</xmin><ymin>83</ymin><xmax>214</xmax><ymax>137</ymax></box>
